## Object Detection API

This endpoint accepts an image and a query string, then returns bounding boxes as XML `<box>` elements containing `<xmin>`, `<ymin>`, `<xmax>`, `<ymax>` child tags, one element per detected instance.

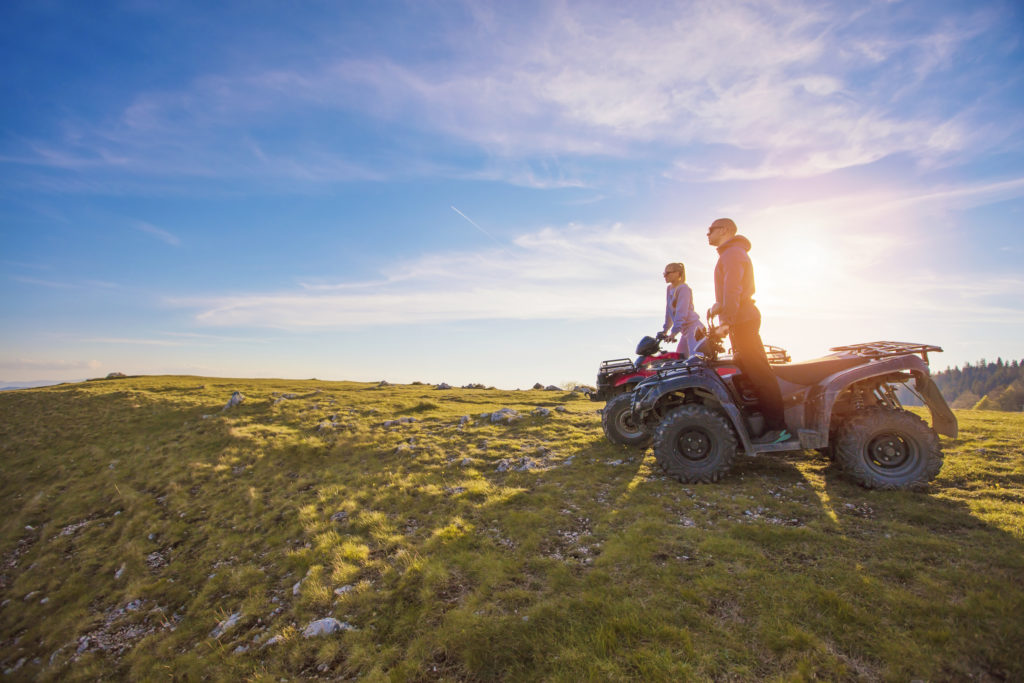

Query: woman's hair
<box><xmin>665</xmin><ymin>262</ymin><xmax>686</xmax><ymax>282</ymax></box>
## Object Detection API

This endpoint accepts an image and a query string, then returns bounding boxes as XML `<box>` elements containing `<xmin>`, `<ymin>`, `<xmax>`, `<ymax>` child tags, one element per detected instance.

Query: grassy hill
<box><xmin>1</xmin><ymin>376</ymin><xmax>1021</xmax><ymax>681</ymax></box>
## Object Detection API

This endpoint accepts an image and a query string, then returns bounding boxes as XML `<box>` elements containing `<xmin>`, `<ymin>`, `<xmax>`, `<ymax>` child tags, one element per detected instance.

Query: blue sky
<box><xmin>2</xmin><ymin>0</ymin><xmax>1023</xmax><ymax>388</ymax></box>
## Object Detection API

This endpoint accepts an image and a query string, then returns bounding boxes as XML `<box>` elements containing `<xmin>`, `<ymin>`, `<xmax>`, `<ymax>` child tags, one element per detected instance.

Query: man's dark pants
<box><xmin>729</xmin><ymin>313</ymin><xmax>786</xmax><ymax>432</ymax></box>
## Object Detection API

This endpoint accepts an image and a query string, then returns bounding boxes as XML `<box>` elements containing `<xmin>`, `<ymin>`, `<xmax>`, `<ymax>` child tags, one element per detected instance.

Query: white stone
<box><xmin>210</xmin><ymin>611</ymin><xmax>243</xmax><ymax>638</ymax></box>
<box><xmin>302</xmin><ymin>617</ymin><xmax>354</xmax><ymax>637</ymax></box>
<box><xmin>222</xmin><ymin>391</ymin><xmax>245</xmax><ymax>411</ymax></box>
<box><xmin>489</xmin><ymin>408</ymin><xmax>522</xmax><ymax>425</ymax></box>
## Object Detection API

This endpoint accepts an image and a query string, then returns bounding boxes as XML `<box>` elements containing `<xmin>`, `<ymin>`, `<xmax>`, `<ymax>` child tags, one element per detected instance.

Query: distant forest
<box><xmin>931</xmin><ymin>358</ymin><xmax>1024</xmax><ymax>411</ymax></box>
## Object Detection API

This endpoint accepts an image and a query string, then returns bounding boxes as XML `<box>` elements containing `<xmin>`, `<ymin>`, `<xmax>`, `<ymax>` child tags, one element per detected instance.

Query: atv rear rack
<box><xmin>764</xmin><ymin>345</ymin><xmax>790</xmax><ymax>365</ymax></box>
<box><xmin>599</xmin><ymin>358</ymin><xmax>635</xmax><ymax>374</ymax></box>
<box><xmin>829</xmin><ymin>341</ymin><xmax>943</xmax><ymax>364</ymax></box>
<box><xmin>720</xmin><ymin>345</ymin><xmax>791</xmax><ymax>364</ymax></box>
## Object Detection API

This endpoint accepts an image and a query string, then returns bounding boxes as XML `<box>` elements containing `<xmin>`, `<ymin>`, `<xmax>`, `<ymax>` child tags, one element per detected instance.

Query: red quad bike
<box><xmin>624</xmin><ymin>316</ymin><xmax>958</xmax><ymax>490</ymax></box>
<box><xmin>593</xmin><ymin>333</ymin><xmax>685</xmax><ymax>446</ymax></box>
<box><xmin>596</xmin><ymin>331</ymin><xmax>790</xmax><ymax>448</ymax></box>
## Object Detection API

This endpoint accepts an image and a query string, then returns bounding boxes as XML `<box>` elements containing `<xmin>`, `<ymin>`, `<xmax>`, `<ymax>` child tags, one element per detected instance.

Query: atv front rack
<box><xmin>829</xmin><ymin>341</ymin><xmax>943</xmax><ymax>364</ymax></box>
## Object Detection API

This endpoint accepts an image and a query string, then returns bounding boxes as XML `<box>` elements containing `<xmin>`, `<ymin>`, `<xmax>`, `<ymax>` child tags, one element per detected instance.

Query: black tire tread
<box><xmin>601</xmin><ymin>392</ymin><xmax>653</xmax><ymax>448</ymax></box>
<box><xmin>833</xmin><ymin>407</ymin><xmax>942</xmax><ymax>490</ymax></box>
<box><xmin>653</xmin><ymin>405</ymin><xmax>738</xmax><ymax>483</ymax></box>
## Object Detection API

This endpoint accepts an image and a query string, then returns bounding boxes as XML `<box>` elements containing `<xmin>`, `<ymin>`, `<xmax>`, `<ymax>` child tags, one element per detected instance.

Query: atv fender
<box><xmin>912</xmin><ymin>371</ymin><xmax>958</xmax><ymax>438</ymax></box>
<box><xmin>805</xmin><ymin>355</ymin><xmax>958</xmax><ymax>443</ymax></box>
<box><xmin>632</xmin><ymin>368</ymin><xmax>758</xmax><ymax>454</ymax></box>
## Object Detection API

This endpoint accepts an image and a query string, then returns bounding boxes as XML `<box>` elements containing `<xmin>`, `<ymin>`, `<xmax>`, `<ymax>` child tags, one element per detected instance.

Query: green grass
<box><xmin>1</xmin><ymin>376</ymin><xmax>1022</xmax><ymax>680</ymax></box>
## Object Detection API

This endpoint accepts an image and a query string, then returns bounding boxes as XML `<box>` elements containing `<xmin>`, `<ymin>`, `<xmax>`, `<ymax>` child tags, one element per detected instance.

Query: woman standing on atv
<box><xmin>662</xmin><ymin>262</ymin><xmax>705</xmax><ymax>357</ymax></box>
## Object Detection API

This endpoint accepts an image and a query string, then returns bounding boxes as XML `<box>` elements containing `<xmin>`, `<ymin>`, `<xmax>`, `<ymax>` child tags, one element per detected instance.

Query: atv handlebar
<box><xmin>705</xmin><ymin>310</ymin><xmax>726</xmax><ymax>338</ymax></box>
<box><xmin>701</xmin><ymin>310</ymin><xmax>728</xmax><ymax>360</ymax></box>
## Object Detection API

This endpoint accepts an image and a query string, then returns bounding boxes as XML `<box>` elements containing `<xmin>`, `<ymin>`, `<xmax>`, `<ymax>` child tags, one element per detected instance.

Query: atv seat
<box><xmin>771</xmin><ymin>354</ymin><xmax>864</xmax><ymax>386</ymax></box>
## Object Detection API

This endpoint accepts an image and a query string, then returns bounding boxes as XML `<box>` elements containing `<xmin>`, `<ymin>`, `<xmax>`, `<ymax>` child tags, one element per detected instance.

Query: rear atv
<box><xmin>602</xmin><ymin>393</ymin><xmax>653</xmax><ymax>447</ymax></box>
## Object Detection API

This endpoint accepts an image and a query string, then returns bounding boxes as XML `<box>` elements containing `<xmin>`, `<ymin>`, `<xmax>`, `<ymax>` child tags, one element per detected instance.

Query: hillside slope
<box><xmin>1</xmin><ymin>376</ymin><xmax>1022</xmax><ymax>680</ymax></box>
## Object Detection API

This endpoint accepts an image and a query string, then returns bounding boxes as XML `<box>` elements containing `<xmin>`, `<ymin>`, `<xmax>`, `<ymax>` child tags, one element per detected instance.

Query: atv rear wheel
<box><xmin>833</xmin><ymin>408</ymin><xmax>942</xmax><ymax>490</ymax></box>
<box><xmin>653</xmin><ymin>405</ymin><xmax>737</xmax><ymax>483</ymax></box>
<box><xmin>602</xmin><ymin>392</ymin><xmax>652</xmax><ymax>447</ymax></box>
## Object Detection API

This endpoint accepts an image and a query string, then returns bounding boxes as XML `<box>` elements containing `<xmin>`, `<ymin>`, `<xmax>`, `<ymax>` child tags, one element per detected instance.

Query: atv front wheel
<box><xmin>833</xmin><ymin>408</ymin><xmax>943</xmax><ymax>490</ymax></box>
<box><xmin>653</xmin><ymin>405</ymin><xmax>737</xmax><ymax>483</ymax></box>
<box><xmin>601</xmin><ymin>393</ymin><xmax>652</xmax><ymax>447</ymax></box>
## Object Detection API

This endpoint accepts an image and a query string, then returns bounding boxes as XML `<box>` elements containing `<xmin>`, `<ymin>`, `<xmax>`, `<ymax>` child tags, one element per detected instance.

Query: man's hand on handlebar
<box><xmin>712</xmin><ymin>324</ymin><xmax>730</xmax><ymax>337</ymax></box>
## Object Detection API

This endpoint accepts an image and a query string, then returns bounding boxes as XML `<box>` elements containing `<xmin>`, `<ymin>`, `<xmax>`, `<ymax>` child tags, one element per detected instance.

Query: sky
<box><xmin>2</xmin><ymin>0</ymin><xmax>1023</xmax><ymax>388</ymax></box>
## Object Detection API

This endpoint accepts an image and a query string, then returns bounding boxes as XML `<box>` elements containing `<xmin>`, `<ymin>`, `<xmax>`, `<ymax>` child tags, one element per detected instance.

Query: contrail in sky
<box><xmin>450</xmin><ymin>205</ymin><xmax>503</xmax><ymax>246</ymax></box>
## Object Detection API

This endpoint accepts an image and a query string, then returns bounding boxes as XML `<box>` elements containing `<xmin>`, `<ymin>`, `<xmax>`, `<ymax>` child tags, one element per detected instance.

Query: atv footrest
<box><xmin>748</xmin><ymin>439</ymin><xmax>803</xmax><ymax>455</ymax></box>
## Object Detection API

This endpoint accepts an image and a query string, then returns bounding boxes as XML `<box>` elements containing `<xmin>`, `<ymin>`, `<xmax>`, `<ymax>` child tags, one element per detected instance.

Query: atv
<box><xmin>625</xmin><ymin>317</ymin><xmax>958</xmax><ymax>490</ymax></box>
<box><xmin>593</xmin><ymin>334</ymin><xmax>686</xmax><ymax>447</ymax></box>
<box><xmin>597</xmin><ymin>331</ymin><xmax>790</xmax><ymax>448</ymax></box>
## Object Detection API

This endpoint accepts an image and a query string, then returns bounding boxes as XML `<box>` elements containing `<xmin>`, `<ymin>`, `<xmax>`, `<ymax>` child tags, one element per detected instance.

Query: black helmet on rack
<box><xmin>636</xmin><ymin>336</ymin><xmax>660</xmax><ymax>356</ymax></box>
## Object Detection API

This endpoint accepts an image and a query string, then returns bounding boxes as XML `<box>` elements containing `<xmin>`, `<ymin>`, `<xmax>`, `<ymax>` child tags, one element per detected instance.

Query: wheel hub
<box><xmin>868</xmin><ymin>432</ymin><xmax>911</xmax><ymax>468</ymax></box>
<box><xmin>677</xmin><ymin>428</ymin><xmax>711</xmax><ymax>461</ymax></box>
<box><xmin>616</xmin><ymin>412</ymin><xmax>641</xmax><ymax>436</ymax></box>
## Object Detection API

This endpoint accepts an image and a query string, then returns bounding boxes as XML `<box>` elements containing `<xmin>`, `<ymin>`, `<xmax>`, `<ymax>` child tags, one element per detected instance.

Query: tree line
<box><xmin>932</xmin><ymin>358</ymin><xmax>1024</xmax><ymax>411</ymax></box>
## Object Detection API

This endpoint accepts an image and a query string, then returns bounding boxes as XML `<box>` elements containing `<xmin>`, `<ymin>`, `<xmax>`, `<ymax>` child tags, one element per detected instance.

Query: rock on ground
<box><xmin>381</xmin><ymin>417</ymin><xmax>416</xmax><ymax>428</ymax></box>
<box><xmin>489</xmin><ymin>408</ymin><xmax>522</xmax><ymax>425</ymax></box>
<box><xmin>210</xmin><ymin>612</ymin><xmax>243</xmax><ymax>638</ymax></box>
<box><xmin>302</xmin><ymin>617</ymin><xmax>355</xmax><ymax>637</ymax></box>
<box><xmin>222</xmin><ymin>392</ymin><xmax>245</xmax><ymax>411</ymax></box>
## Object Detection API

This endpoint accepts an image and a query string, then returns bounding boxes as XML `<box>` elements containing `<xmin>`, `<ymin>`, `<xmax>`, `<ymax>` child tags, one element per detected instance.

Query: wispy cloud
<box><xmin>81</xmin><ymin>337</ymin><xmax>185</xmax><ymax>346</ymax></box>
<box><xmin>0</xmin><ymin>358</ymin><xmax>102</xmax><ymax>373</ymax></box>
<box><xmin>171</xmin><ymin>222</ymin><xmax>683</xmax><ymax>328</ymax></box>
<box><xmin>171</xmin><ymin>172</ymin><xmax>1024</xmax><ymax>332</ymax></box>
<box><xmin>159</xmin><ymin>331</ymin><xmax>273</xmax><ymax>344</ymax></box>
<box><xmin>135</xmin><ymin>222</ymin><xmax>181</xmax><ymax>246</ymax></box>
<box><xmin>9</xmin><ymin>275</ymin><xmax>76</xmax><ymax>289</ymax></box>
<box><xmin>7</xmin><ymin>1</ymin><xmax>1014</xmax><ymax>186</ymax></box>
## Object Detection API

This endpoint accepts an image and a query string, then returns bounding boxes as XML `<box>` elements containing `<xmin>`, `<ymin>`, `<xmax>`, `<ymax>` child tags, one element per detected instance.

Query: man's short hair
<box><xmin>711</xmin><ymin>218</ymin><xmax>737</xmax><ymax>236</ymax></box>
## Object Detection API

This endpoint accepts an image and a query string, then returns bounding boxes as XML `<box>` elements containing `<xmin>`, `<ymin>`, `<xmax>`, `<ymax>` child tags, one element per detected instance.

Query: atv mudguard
<box><xmin>796</xmin><ymin>355</ymin><xmax>958</xmax><ymax>448</ymax></box>
<box><xmin>631</xmin><ymin>367</ymin><xmax>762</xmax><ymax>455</ymax></box>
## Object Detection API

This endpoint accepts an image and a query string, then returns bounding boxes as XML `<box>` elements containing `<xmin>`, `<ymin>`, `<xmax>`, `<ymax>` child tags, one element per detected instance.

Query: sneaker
<box><xmin>754</xmin><ymin>429</ymin><xmax>792</xmax><ymax>444</ymax></box>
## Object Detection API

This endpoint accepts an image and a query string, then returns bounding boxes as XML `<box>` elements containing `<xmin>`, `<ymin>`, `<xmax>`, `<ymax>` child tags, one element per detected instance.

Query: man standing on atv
<box><xmin>707</xmin><ymin>218</ymin><xmax>791</xmax><ymax>444</ymax></box>
<box><xmin>661</xmin><ymin>262</ymin><xmax>706</xmax><ymax>357</ymax></box>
